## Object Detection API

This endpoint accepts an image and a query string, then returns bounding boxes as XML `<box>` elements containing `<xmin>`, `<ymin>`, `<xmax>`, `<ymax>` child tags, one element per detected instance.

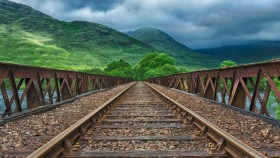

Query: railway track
<box><xmin>27</xmin><ymin>82</ymin><xmax>265</xmax><ymax>158</ymax></box>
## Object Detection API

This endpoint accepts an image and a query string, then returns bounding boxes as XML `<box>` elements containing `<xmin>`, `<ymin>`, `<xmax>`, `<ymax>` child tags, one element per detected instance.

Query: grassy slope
<box><xmin>0</xmin><ymin>0</ymin><xmax>155</xmax><ymax>70</ymax></box>
<box><xmin>126</xmin><ymin>28</ymin><xmax>220</xmax><ymax>70</ymax></box>
<box><xmin>195</xmin><ymin>41</ymin><xmax>280</xmax><ymax>64</ymax></box>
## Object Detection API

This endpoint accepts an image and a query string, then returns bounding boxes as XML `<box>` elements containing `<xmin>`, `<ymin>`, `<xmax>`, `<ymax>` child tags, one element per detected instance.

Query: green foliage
<box><xmin>220</xmin><ymin>60</ymin><xmax>237</xmax><ymax>68</ymax></box>
<box><xmin>267</xmin><ymin>78</ymin><xmax>280</xmax><ymax>119</ymax></box>
<box><xmin>84</xmin><ymin>53</ymin><xmax>181</xmax><ymax>80</ymax></box>
<box><xmin>134</xmin><ymin>53</ymin><xmax>179</xmax><ymax>80</ymax></box>
<box><xmin>177</xmin><ymin>67</ymin><xmax>188</xmax><ymax>73</ymax></box>
<box><xmin>105</xmin><ymin>59</ymin><xmax>131</xmax><ymax>72</ymax></box>
<box><xmin>104</xmin><ymin>59</ymin><xmax>133</xmax><ymax>79</ymax></box>
<box><xmin>144</xmin><ymin>64</ymin><xmax>178</xmax><ymax>79</ymax></box>
<box><xmin>82</xmin><ymin>68</ymin><xmax>107</xmax><ymax>75</ymax></box>
<box><xmin>0</xmin><ymin>0</ymin><xmax>155</xmax><ymax>71</ymax></box>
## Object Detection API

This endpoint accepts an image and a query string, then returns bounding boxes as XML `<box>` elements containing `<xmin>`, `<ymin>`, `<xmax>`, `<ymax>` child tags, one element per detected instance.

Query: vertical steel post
<box><xmin>25</xmin><ymin>78</ymin><xmax>42</xmax><ymax>109</ymax></box>
<box><xmin>204</xmin><ymin>78</ymin><xmax>215</xmax><ymax>100</ymax></box>
<box><xmin>232</xmin><ymin>77</ymin><xmax>247</xmax><ymax>109</ymax></box>
<box><xmin>60</xmin><ymin>78</ymin><xmax>72</xmax><ymax>101</ymax></box>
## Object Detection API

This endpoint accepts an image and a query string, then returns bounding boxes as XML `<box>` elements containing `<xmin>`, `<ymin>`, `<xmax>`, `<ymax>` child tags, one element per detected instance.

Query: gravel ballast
<box><xmin>147</xmin><ymin>83</ymin><xmax>280</xmax><ymax>152</ymax></box>
<box><xmin>78</xmin><ymin>82</ymin><xmax>213</xmax><ymax>154</ymax></box>
<box><xmin>0</xmin><ymin>83</ymin><xmax>133</xmax><ymax>158</ymax></box>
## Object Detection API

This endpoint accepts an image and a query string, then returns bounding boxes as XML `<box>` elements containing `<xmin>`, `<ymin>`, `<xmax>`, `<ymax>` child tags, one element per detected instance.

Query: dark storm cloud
<box><xmin>191</xmin><ymin>2</ymin><xmax>280</xmax><ymax>35</ymax></box>
<box><xmin>10</xmin><ymin>0</ymin><xmax>280</xmax><ymax>48</ymax></box>
<box><xmin>54</xmin><ymin>0</ymin><xmax>124</xmax><ymax>12</ymax></box>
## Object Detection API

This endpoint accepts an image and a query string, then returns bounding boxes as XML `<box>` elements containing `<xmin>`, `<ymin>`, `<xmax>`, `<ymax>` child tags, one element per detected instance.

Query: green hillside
<box><xmin>195</xmin><ymin>41</ymin><xmax>280</xmax><ymax>64</ymax></box>
<box><xmin>0</xmin><ymin>0</ymin><xmax>155</xmax><ymax>70</ymax></box>
<box><xmin>126</xmin><ymin>28</ymin><xmax>220</xmax><ymax>70</ymax></box>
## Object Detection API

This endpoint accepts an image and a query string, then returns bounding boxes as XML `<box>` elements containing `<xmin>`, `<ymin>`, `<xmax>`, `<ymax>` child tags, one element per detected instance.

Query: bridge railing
<box><xmin>147</xmin><ymin>60</ymin><xmax>280</xmax><ymax>118</ymax></box>
<box><xmin>0</xmin><ymin>62</ymin><xmax>130</xmax><ymax>118</ymax></box>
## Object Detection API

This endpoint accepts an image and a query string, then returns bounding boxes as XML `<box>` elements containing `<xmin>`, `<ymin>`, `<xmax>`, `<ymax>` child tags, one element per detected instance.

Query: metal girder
<box><xmin>147</xmin><ymin>60</ymin><xmax>280</xmax><ymax>117</ymax></box>
<box><xmin>0</xmin><ymin>62</ymin><xmax>130</xmax><ymax>118</ymax></box>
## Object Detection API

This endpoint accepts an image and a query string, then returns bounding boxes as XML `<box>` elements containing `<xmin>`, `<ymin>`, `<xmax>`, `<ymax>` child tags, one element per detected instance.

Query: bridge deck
<box><xmin>0</xmin><ymin>82</ymin><xmax>279</xmax><ymax>157</ymax></box>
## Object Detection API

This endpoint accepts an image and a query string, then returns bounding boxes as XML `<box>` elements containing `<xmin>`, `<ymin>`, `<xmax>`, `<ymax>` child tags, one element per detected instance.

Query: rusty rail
<box><xmin>147</xmin><ymin>60</ymin><xmax>280</xmax><ymax>117</ymax></box>
<box><xmin>0</xmin><ymin>62</ymin><xmax>130</xmax><ymax>118</ymax></box>
<box><xmin>27</xmin><ymin>82</ymin><xmax>265</xmax><ymax>158</ymax></box>
<box><xmin>26</xmin><ymin>82</ymin><xmax>135</xmax><ymax>158</ymax></box>
<box><xmin>145</xmin><ymin>82</ymin><xmax>265</xmax><ymax>158</ymax></box>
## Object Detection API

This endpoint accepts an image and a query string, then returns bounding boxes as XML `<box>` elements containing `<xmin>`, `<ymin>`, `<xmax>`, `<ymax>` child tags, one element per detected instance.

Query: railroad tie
<box><xmin>27</xmin><ymin>82</ymin><xmax>267</xmax><ymax>158</ymax></box>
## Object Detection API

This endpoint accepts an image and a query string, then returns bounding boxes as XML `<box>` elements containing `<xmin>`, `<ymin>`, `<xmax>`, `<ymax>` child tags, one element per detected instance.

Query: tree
<box><xmin>104</xmin><ymin>59</ymin><xmax>133</xmax><ymax>78</ymax></box>
<box><xmin>220</xmin><ymin>60</ymin><xmax>236</xmax><ymax>68</ymax></box>
<box><xmin>134</xmin><ymin>53</ymin><xmax>178</xmax><ymax>80</ymax></box>
<box><xmin>105</xmin><ymin>59</ymin><xmax>131</xmax><ymax>72</ymax></box>
<box><xmin>96</xmin><ymin>53</ymin><xmax>182</xmax><ymax>81</ymax></box>
<box><xmin>144</xmin><ymin>64</ymin><xmax>178</xmax><ymax>79</ymax></box>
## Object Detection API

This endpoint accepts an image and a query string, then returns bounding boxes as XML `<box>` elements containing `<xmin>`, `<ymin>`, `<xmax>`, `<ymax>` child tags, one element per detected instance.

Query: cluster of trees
<box><xmin>85</xmin><ymin>57</ymin><xmax>238</xmax><ymax>80</ymax></box>
<box><xmin>84</xmin><ymin>53</ymin><xmax>183</xmax><ymax>80</ymax></box>
<box><xmin>134</xmin><ymin>53</ymin><xmax>183</xmax><ymax>80</ymax></box>
<box><xmin>85</xmin><ymin>56</ymin><xmax>280</xmax><ymax>119</ymax></box>
<box><xmin>104</xmin><ymin>59</ymin><xmax>134</xmax><ymax>79</ymax></box>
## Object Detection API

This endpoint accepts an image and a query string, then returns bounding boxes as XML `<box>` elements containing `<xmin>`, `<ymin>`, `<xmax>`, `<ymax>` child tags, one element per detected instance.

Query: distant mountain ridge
<box><xmin>195</xmin><ymin>41</ymin><xmax>280</xmax><ymax>64</ymax></box>
<box><xmin>126</xmin><ymin>28</ymin><xmax>220</xmax><ymax>70</ymax></box>
<box><xmin>0</xmin><ymin>0</ymin><xmax>156</xmax><ymax>70</ymax></box>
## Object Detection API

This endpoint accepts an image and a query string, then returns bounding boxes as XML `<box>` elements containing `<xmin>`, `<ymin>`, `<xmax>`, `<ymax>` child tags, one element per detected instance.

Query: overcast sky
<box><xmin>10</xmin><ymin>0</ymin><xmax>280</xmax><ymax>49</ymax></box>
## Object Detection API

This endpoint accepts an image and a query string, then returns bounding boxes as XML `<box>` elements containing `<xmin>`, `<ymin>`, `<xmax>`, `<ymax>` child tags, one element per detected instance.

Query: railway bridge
<box><xmin>0</xmin><ymin>61</ymin><xmax>280</xmax><ymax>158</ymax></box>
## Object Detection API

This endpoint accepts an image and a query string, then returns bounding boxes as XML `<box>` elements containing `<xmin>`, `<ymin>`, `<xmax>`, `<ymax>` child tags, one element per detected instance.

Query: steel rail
<box><xmin>27</xmin><ymin>82</ymin><xmax>136</xmax><ymax>158</ymax></box>
<box><xmin>28</xmin><ymin>81</ymin><xmax>266</xmax><ymax>158</ymax></box>
<box><xmin>145</xmin><ymin>82</ymin><xmax>266</xmax><ymax>158</ymax></box>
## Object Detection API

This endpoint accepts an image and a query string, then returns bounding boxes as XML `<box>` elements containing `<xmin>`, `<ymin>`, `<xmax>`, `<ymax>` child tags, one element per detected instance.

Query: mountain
<box><xmin>126</xmin><ymin>28</ymin><xmax>220</xmax><ymax>70</ymax></box>
<box><xmin>0</xmin><ymin>0</ymin><xmax>155</xmax><ymax>70</ymax></box>
<box><xmin>195</xmin><ymin>41</ymin><xmax>280</xmax><ymax>64</ymax></box>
